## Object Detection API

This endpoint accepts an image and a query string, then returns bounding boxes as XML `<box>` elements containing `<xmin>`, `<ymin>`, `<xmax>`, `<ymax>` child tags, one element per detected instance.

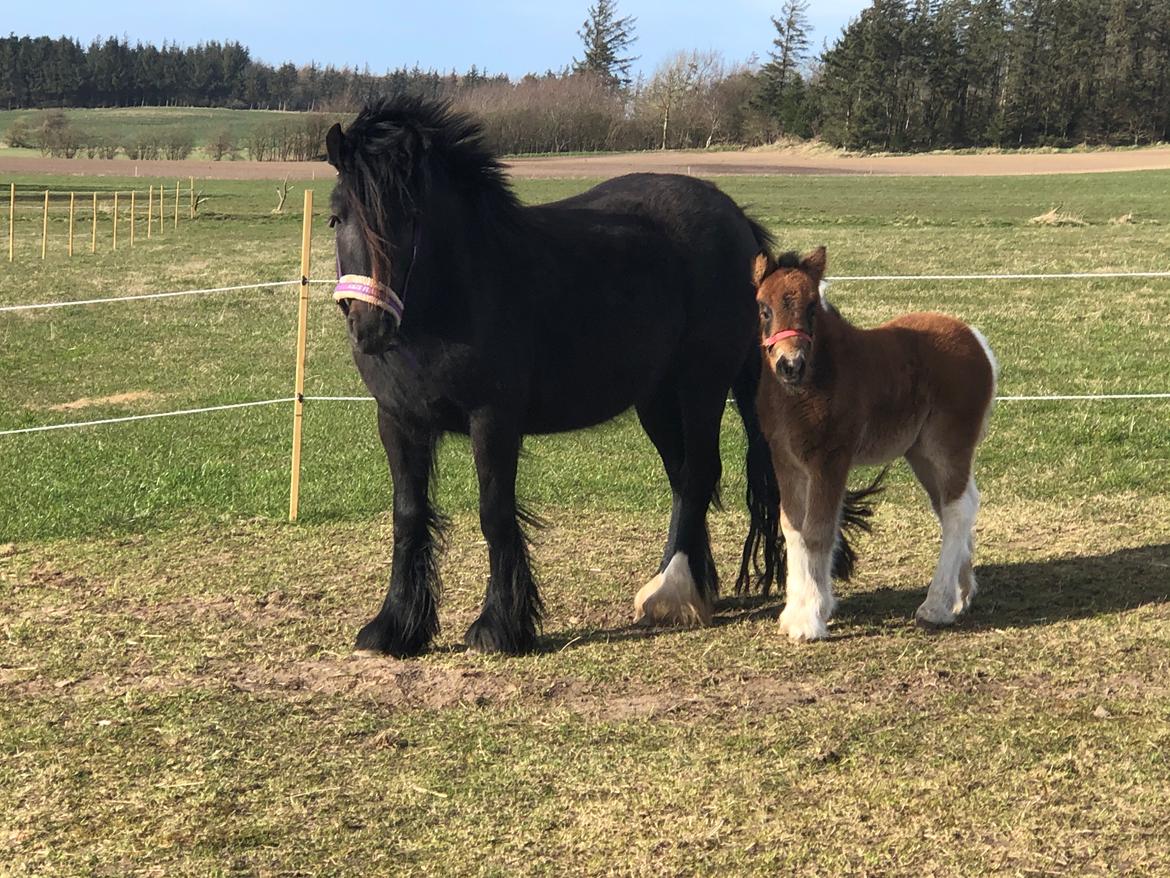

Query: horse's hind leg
<box><xmin>633</xmin><ymin>381</ymin><xmax>724</xmax><ymax>626</ymax></box>
<box><xmin>634</xmin><ymin>386</ymin><xmax>685</xmax><ymax>572</ymax></box>
<box><xmin>912</xmin><ymin>447</ymin><xmax>980</xmax><ymax>627</ymax></box>
<box><xmin>464</xmin><ymin>412</ymin><xmax>543</xmax><ymax>655</ymax></box>
<box><xmin>355</xmin><ymin>409</ymin><xmax>444</xmax><ymax>657</ymax></box>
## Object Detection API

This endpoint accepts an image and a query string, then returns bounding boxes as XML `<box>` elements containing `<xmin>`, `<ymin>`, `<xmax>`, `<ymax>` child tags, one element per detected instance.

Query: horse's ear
<box><xmin>752</xmin><ymin>251</ymin><xmax>775</xmax><ymax>288</ymax></box>
<box><xmin>325</xmin><ymin>124</ymin><xmax>345</xmax><ymax>168</ymax></box>
<box><xmin>801</xmin><ymin>246</ymin><xmax>827</xmax><ymax>282</ymax></box>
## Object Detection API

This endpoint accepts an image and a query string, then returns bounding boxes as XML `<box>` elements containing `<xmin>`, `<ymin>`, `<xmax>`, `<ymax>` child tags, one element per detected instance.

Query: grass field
<box><xmin>1</xmin><ymin>168</ymin><xmax>1169</xmax><ymax>875</ymax></box>
<box><xmin>0</xmin><ymin>106</ymin><xmax>321</xmax><ymax>161</ymax></box>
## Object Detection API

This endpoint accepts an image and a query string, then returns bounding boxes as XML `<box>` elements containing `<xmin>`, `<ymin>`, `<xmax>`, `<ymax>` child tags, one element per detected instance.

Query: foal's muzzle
<box><xmin>776</xmin><ymin>351</ymin><xmax>807</xmax><ymax>385</ymax></box>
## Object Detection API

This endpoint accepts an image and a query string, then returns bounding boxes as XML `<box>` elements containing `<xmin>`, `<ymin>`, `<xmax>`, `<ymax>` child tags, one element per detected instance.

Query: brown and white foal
<box><xmin>754</xmin><ymin>247</ymin><xmax>997</xmax><ymax>641</ymax></box>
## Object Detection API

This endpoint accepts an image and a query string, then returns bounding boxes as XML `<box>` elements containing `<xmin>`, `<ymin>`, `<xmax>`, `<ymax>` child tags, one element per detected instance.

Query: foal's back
<box><xmin>848</xmin><ymin>312</ymin><xmax>996</xmax><ymax>465</ymax></box>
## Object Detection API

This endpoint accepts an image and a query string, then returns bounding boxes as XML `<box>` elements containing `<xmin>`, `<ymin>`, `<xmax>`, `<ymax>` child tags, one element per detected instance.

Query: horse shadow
<box><xmin>835</xmin><ymin>542</ymin><xmax>1170</xmax><ymax>632</ymax></box>
<box><xmin>535</xmin><ymin>543</ymin><xmax>1170</xmax><ymax>651</ymax></box>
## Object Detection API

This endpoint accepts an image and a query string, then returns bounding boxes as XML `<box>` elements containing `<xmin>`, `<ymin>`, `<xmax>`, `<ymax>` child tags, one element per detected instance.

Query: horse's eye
<box><xmin>328</xmin><ymin>215</ymin><xmax>339</xmax><ymax>228</ymax></box>
<box><xmin>760</xmin><ymin>304</ymin><xmax>772</xmax><ymax>321</ymax></box>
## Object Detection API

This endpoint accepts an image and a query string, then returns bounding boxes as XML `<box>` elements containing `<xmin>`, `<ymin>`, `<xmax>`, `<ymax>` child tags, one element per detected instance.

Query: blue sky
<box><xmin>8</xmin><ymin>1</ymin><xmax>871</xmax><ymax>77</ymax></box>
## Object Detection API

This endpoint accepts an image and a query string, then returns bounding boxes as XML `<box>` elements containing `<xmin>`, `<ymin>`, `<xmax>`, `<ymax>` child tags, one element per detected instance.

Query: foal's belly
<box><xmin>852</xmin><ymin>417</ymin><xmax>922</xmax><ymax>467</ymax></box>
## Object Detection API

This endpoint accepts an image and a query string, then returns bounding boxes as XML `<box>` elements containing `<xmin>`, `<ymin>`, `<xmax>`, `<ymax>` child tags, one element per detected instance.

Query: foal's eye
<box><xmin>759</xmin><ymin>304</ymin><xmax>773</xmax><ymax>321</ymax></box>
<box><xmin>328</xmin><ymin>215</ymin><xmax>339</xmax><ymax>228</ymax></box>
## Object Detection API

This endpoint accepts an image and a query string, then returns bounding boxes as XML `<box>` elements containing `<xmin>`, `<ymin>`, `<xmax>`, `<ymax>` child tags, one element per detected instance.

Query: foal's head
<box><xmin>753</xmin><ymin>246</ymin><xmax>828</xmax><ymax>388</ymax></box>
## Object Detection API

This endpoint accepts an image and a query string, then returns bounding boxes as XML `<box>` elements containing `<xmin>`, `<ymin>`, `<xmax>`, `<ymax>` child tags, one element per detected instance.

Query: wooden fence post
<box><xmin>91</xmin><ymin>192</ymin><xmax>97</xmax><ymax>253</ymax></box>
<box><xmin>7</xmin><ymin>184</ymin><xmax>13</xmax><ymax>262</ymax></box>
<box><xmin>288</xmin><ymin>189</ymin><xmax>314</xmax><ymax>522</ymax></box>
<box><xmin>41</xmin><ymin>190</ymin><xmax>49</xmax><ymax>260</ymax></box>
<box><xmin>147</xmin><ymin>185</ymin><xmax>153</xmax><ymax>239</ymax></box>
<box><xmin>174</xmin><ymin>180</ymin><xmax>179</xmax><ymax>230</ymax></box>
<box><xmin>130</xmin><ymin>191</ymin><xmax>136</xmax><ymax>247</ymax></box>
<box><xmin>68</xmin><ymin>193</ymin><xmax>75</xmax><ymax>257</ymax></box>
<box><xmin>113</xmin><ymin>192</ymin><xmax>119</xmax><ymax>250</ymax></box>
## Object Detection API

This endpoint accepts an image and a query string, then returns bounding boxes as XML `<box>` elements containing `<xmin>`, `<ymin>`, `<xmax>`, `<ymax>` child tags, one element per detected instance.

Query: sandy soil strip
<box><xmin>2</xmin><ymin>147</ymin><xmax>1168</xmax><ymax>181</ymax></box>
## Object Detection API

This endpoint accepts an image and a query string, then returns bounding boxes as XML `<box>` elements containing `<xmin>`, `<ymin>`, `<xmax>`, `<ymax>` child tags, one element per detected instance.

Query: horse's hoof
<box><xmin>464</xmin><ymin>616</ymin><xmax>535</xmax><ymax>656</ymax></box>
<box><xmin>633</xmin><ymin>553</ymin><xmax>712</xmax><ymax>627</ymax></box>
<box><xmin>354</xmin><ymin>616</ymin><xmax>429</xmax><ymax>658</ymax></box>
<box><xmin>779</xmin><ymin>607</ymin><xmax>829</xmax><ymax>642</ymax></box>
<box><xmin>914</xmin><ymin>603</ymin><xmax>957</xmax><ymax>629</ymax></box>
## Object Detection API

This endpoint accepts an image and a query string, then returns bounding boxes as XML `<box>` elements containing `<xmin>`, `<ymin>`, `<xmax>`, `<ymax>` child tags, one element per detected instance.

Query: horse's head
<box><xmin>752</xmin><ymin>246</ymin><xmax>827</xmax><ymax>388</ymax></box>
<box><xmin>325</xmin><ymin>110</ymin><xmax>424</xmax><ymax>355</ymax></box>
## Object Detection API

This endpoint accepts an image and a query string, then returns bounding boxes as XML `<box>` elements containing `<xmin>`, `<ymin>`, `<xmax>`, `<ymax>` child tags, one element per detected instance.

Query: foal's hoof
<box><xmin>354</xmin><ymin>616</ymin><xmax>429</xmax><ymax>658</ymax></box>
<box><xmin>633</xmin><ymin>552</ymin><xmax>713</xmax><ymax>627</ymax></box>
<box><xmin>464</xmin><ymin>616</ymin><xmax>536</xmax><ymax>656</ymax></box>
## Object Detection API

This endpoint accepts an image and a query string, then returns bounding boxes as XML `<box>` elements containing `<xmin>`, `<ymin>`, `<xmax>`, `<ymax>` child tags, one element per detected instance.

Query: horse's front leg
<box><xmin>355</xmin><ymin>408</ymin><xmax>444</xmax><ymax>657</ymax></box>
<box><xmin>464</xmin><ymin>412</ymin><xmax>542</xmax><ymax>655</ymax></box>
<box><xmin>778</xmin><ymin>458</ymin><xmax>848</xmax><ymax>643</ymax></box>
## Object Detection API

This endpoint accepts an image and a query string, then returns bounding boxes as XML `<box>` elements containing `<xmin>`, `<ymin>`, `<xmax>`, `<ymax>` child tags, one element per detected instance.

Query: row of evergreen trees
<box><xmin>3</xmin><ymin>0</ymin><xmax>1169</xmax><ymax>150</ymax></box>
<box><xmin>814</xmin><ymin>0</ymin><xmax>1170</xmax><ymax>150</ymax></box>
<box><xmin>0</xmin><ymin>35</ymin><xmax>488</xmax><ymax>112</ymax></box>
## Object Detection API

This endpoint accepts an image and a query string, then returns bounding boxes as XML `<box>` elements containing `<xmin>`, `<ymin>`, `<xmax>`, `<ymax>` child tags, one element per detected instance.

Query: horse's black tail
<box><xmin>734</xmin><ymin>217</ymin><xmax>781</xmax><ymax>595</ymax></box>
<box><xmin>732</xmin><ymin>345</ymin><xmax>781</xmax><ymax>595</ymax></box>
<box><xmin>831</xmin><ymin>467</ymin><xmax>888</xmax><ymax>582</ymax></box>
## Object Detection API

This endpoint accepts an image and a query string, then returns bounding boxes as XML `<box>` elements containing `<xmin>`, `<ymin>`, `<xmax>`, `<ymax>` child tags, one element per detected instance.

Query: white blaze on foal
<box><xmin>633</xmin><ymin>552</ymin><xmax>713</xmax><ymax>626</ymax></box>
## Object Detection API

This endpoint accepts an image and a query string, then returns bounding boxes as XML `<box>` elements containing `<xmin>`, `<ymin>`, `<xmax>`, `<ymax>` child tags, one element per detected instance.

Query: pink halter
<box><xmin>763</xmin><ymin>328</ymin><xmax>812</xmax><ymax>348</ymax></box>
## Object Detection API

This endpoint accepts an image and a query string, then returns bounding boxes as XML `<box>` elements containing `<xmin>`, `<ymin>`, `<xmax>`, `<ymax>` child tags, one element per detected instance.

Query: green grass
<box><xmin>1</xmin><ymin>169</ymin><xmax>1168</xmax><ymax>875</ymax></box>
<box><xmin>0</xmin><ymin>106</ymin><xmax>325</xmax><ymax>160</ymax></box>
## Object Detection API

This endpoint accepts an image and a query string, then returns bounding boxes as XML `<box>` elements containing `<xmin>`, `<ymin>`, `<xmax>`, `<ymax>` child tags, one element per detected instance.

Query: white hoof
<box><xmin>779</xmin><ymin>605</ymin><xmax>829</xmax><ymax>642</ymax></box>
<box><xmin>633</xmin><ymin>552</ymin><xmax>712</xmax><ymax>627</ymax></box>
<box><xmin>915</xmin><ymin>600</ymin><xmax>957</xmax><ymax>628</ymax></box>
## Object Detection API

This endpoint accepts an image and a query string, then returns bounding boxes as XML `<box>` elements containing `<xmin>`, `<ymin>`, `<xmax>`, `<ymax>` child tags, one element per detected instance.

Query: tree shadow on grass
<box><xmin>836</xmin><ymin>543</ymin><xmax>1170</xmax><ymax>632</ymax></box>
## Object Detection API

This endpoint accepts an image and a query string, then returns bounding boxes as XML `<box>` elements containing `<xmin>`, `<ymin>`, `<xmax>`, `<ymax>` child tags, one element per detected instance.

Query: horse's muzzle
<box><xmin>347</xmin><ymin>305</ymin><xmax>400</xmax><ymax>354</ymax></box>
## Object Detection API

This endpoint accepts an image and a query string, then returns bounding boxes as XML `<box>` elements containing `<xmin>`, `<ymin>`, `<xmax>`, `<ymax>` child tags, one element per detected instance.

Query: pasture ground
<box><xmin>1</xmin><ymin>169</ymin><xmax>1169</xmax><ymax>875</ymax></box>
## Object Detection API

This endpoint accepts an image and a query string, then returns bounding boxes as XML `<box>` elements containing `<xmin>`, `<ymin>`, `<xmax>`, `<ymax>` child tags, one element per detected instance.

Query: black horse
<box><xmin>325</xmin><ymin>97</ymin><xmax>854</xmax><ymax>656</ymax></box>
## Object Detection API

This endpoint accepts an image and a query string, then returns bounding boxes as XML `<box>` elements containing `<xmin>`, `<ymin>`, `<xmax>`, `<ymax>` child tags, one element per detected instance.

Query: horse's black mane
<box><xmin>776</xmin><ymin>251</ymin><xmax>802</xmax><ymax>269</ymax></box>
<box><xmin>339</xmin><ymin>95</ymin><xmax>518</xmax><ymax>212</ymax></box>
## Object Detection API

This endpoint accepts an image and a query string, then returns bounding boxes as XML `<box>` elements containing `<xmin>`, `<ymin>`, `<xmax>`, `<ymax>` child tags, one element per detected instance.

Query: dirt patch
<box><xmin>3</xmin><ymin>146</ymin><xmax>1168</xmax><ymax>182</ymax></box>
<box><xmin>46</xmin><ymin>391</ymin><xmax>162</xmax><ymax>412</ymax></box>
<box><xmin>10</xmin><ymin>657</ymin><xmax>1166</xmax><ymax>722</ymax></box>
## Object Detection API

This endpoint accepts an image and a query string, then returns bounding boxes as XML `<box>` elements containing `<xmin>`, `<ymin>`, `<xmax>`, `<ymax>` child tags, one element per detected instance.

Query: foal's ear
<box><xmin>325</xmin><ymin>124</ymin><xmax>345</xmax><ymax>168</ymax></box>
<box><xmin>751</xmin><ymin>251</ymin><xmax>776</xmax><ymax>288</ymax></box>
<box><xmin>801</xmin><ymin>246</ymin><xmax>827</xmax><ymax>281</ymax></box>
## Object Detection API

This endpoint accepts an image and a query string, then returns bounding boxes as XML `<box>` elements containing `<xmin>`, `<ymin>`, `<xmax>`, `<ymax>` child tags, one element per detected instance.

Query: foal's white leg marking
<box><xmin>916</xmin><ymin>478</ymin><xmax>980</xmax><ymax>626</ymax></box>
<box><xmin>633</xmin><ymin>552</ymin><xmax>712</xmax><ymax>627</ymax></box>
<box><xmin>778</xmin><ymin>524</ymin><xmax>833</xmax><ymax>642</ymax></box>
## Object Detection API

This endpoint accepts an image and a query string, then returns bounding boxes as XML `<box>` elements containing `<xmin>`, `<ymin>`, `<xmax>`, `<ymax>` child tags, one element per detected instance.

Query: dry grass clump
<box><xmin>1029</xmin><ymin>205</ymin><xmax>1088</xmax><ymax>226</ymax></box>
<box><xmin>1110</xmin><ymin>211</ymin><xmax>1135</xmax><ymax>225</ymax></box>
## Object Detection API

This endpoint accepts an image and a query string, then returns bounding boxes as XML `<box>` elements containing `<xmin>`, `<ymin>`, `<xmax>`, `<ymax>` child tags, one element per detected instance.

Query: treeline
<box><xmin>0</xmin><ymin>35</ymin><xmax>495</xmax><ymax>111</ymax></box>
<box><xmin>3</xmin><ymin>1</ymin><xmax>1169</xmax><ymax>153</ymax></box>
<box><xmin>814</xmin><ymin>0</ymin><xmax>1170</xmax><ymax>150</ymax></box>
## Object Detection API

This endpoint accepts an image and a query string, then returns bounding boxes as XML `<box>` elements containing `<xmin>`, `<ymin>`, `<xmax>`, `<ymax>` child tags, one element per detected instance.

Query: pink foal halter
<box><xmin>763</xmin><ymin>328</ymin><xmax>812</xmax><ymax>348</ymax></box>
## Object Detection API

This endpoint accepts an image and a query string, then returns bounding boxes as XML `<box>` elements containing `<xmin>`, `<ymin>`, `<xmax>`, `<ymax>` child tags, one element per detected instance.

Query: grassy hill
<box><xmin>0</xmin><ymin>106</ymin><xmax>332</xmax><ymax>160</ymax></box>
